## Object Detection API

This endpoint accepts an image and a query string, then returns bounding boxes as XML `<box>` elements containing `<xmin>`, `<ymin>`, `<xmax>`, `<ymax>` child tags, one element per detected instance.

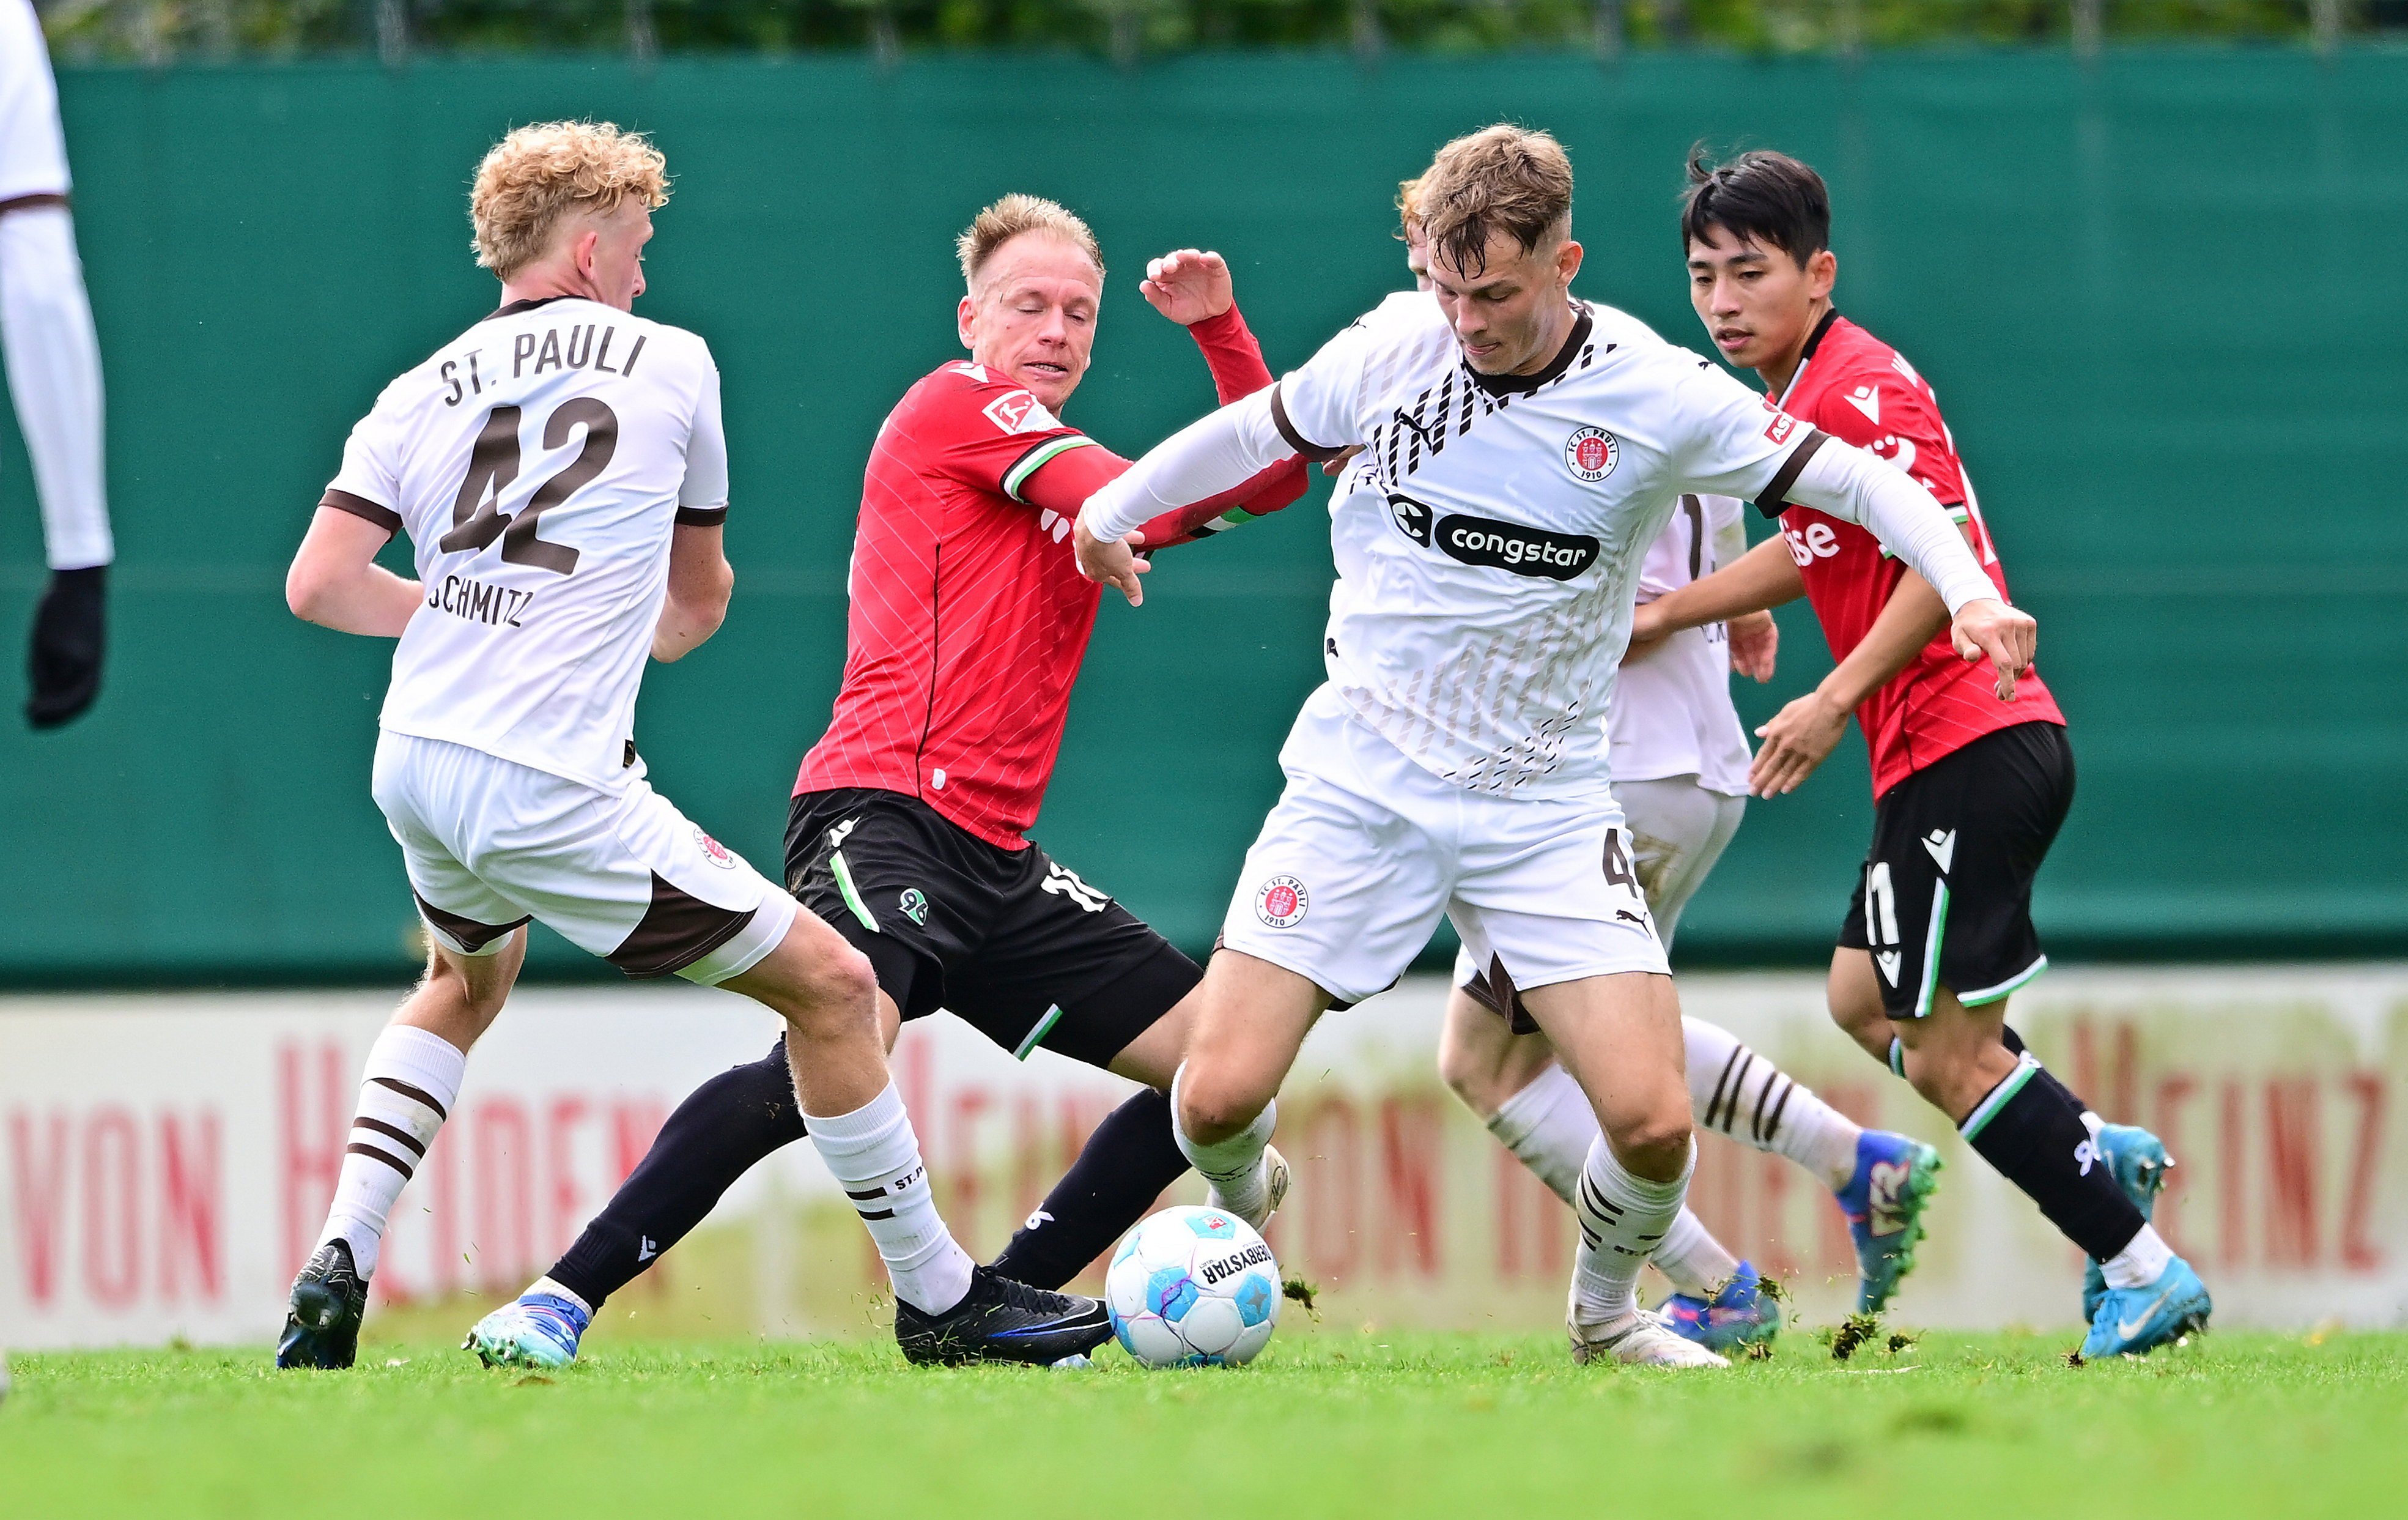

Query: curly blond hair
<box><xmin>956</xmin><ymin>194</ymin><xmax>1104</xmax><ymax>292</ymax></box>
<box><xmin>470</xmin><ymin>121</ymin><xmax>670</xmax><ymax>280</ymax></box>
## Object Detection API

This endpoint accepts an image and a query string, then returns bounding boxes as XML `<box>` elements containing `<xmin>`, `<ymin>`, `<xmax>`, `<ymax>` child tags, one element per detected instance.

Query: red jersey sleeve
<box><xmin>1798</xmin><ymin>351</ymin><xmax>1968</xmax><ymax>510</ymax></box>
<box><xmin>921</xmin><ymin>362</ymin><xmax>1105</xmax><ymax>504</ymax></box>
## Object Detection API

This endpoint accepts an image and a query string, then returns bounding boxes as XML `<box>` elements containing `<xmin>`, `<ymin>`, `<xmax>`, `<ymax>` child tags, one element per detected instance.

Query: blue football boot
<box><xmin>465</xmin><ymin>1288</ymin><xmax>592</xmax><ymax>1369</ymax></box>
<box><xmin>1661</xmin><ymin>1260</ymin><xmax>1780</xmax><ymax>1353</ymax></box>
<box><xmin>2083</xmin><ymin>1123</ymin><xmax>2174</xmax><ymax>1321</ymax></box>
<box><xmin>2083</xmin><ymin>1255</ymin><xmax>2210</xmax><ymax>1359</ymax></box>
<box><xmin>1834</xmin><ymin>1130</ymin><xmax>1944</xmax><ymax>1313</ymax></box>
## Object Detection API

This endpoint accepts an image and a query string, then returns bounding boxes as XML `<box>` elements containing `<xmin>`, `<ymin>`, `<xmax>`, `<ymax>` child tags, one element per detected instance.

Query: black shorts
<box><xmin>785</xmin><ymin>788</ymin><xmax>1198</xmax><ymax>1068</ymax></box>
<box><xmin>1839</xmin><ymin>721</ymin><xmax>2074</xmax><ymax>1021</ymax></box>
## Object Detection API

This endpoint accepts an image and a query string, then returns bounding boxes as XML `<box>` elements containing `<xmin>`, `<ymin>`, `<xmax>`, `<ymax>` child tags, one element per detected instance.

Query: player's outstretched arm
<box><xmin>1748</xmin><ymin>571</ymin><xmax>1949</xmax><ymax>797</ymax></box>
<box><xmin>652</xmin><ymin>524</ymin><xmax>734</xmax><ymax>662</ymax></box>
<box><xmin>287</xmin><ymin>506</ymin><xmax>422</xmax><ymax>637</ymax></box>
<box><xmin>1076</xmin><ymin>387</ymin><xmax>1301</xmax><ymax>603</ymax></box>
<box><xmin>1628</xmin><ymin>536</ymin><xmax>1803</xmax><ymax>654</ymax></box>
<box><xmin>1779</xmin><ymin>439</ymin><xmax>2035</xmax><ymax>700</ymax></box>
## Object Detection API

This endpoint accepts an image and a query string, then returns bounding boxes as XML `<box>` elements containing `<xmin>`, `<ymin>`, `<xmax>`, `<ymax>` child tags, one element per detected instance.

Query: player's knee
<box><xmin>1175</xmin><ymin>1066</ymin><xmax>1268</xmax><ymax>1147</ymax></box>
<box><xmin>1604</xmin><ymin>1106</ymin><xmax>1693</xmax><ymax>1179</ymax></box>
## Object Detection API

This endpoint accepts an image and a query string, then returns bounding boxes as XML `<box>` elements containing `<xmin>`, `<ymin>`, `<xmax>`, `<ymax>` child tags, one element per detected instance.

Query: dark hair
<box><xmin>1680</xmin><ymin>147</ymin><xmax>1830</xmax><ymax>268</ymax></box>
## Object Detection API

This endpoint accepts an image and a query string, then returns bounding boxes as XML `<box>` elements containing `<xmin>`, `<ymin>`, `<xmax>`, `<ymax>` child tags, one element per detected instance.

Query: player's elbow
<box><xmin>285</xmin><ymin>558</ymin><xmax>339</xmax><ymax>625</ymax></box>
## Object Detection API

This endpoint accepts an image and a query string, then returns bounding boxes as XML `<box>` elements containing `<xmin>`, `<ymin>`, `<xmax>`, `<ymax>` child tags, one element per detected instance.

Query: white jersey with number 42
<box><xmin>327</xmin><ymin>296</ymin><xmax>729</xmax><ymax>794</ymax></box>
<box><xmin>1283</xmin><ymin>293</ymin><xmax>1805</xmax><ymax>798</ymax></box>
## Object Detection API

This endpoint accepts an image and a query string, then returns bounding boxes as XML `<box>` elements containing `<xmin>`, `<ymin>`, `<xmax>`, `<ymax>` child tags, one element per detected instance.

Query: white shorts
<box><xmin>1450</xmin><ymin>773</ymin><xmax>1745</xmax><ymax>1012</ymax></box>
<box><xmin>372</xmin><ymin>731</ymin><xmax>796</xmax><ymax>985</ymax></box>
<box><xmin>1222</xmin><ymin>688</ymin><xmax>1668</xmax><ymax>1008</ymax></box>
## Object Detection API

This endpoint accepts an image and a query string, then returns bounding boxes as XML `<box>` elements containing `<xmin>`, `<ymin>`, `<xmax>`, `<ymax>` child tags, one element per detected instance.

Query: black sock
<box><xmin>1961</xmin><ymin>1058</ymin><xmax>2142</xmax><ymax>1261</ymax></box>
<box><xmin>989</xmin><ymin>1086</ymin><xmax>1189</xmax><ymax>1290</ymax></box>
<box><xmin>548</xmin><ymin>1039</ymin><xmax>809</xmax><ymax>1310</ymax></box>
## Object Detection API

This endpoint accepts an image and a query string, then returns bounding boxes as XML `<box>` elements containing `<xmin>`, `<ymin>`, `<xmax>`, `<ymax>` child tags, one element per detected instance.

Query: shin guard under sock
<box><xmin>1962</xmin><ymin>1055</ymin><xmax>2144</xmax><ymax>1261</ymax></box>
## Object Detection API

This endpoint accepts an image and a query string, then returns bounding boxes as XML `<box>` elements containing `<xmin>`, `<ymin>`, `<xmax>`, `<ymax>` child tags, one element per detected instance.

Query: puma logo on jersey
<box><xmin>1875</xmin><ymin>950</ymin><xmax>1904</xmax><ymax>985</ymax></box>
<box><xmin>1844</xmin><ymin>385</ymin><xmax>1882</xmax><ymax>424</ymax></box>
<box><xmin>1921</xmin><ymin>829</ymin><xmax>1957</xmax><ymax>873</ymax></box>
<box><xmin>1040</xmin><ymin>862</ymin><xmax>1110</xmax><ymax>913</ymax></box>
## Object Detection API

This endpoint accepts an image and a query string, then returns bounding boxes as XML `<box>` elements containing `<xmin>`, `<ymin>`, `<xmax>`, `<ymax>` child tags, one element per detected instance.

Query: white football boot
<box><xmin>1568</xmin><ymin>1303</ymin><xmax>1732</xmax><ymax>1368</ymax></box>
<box><xmin>1206</xmin><ymin>1144</ymin><xmax>1290</xmax><ymax>1234</ymax></box>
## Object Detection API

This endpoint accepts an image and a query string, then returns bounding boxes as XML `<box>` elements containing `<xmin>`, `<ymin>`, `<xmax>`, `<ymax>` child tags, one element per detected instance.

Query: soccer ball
<box><xmin>1104</xmin><ymin>1205</ymin><xmax>1281</xmax><ymax>1367</ymax></box>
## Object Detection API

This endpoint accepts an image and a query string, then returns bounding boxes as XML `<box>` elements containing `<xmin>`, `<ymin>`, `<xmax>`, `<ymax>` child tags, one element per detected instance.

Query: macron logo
<box><xmin>1037</xmin><ymin>509</ymin><xmax>1073</xmax><ymax>544</ymax></box>
<box><xmin>1921</xmin><ymin>829</ymin><xmax>1957</xmax><ymax>874</ymax></box>
<box><xmin>637</xmin><ymin>1236</ymin><xmax>659</xmax><ymax>1262</ymax></box>
<box><xmin>1845</xmin><ymin>385</ymin><xmax>1882</xmax><ymax>424</ymax></box>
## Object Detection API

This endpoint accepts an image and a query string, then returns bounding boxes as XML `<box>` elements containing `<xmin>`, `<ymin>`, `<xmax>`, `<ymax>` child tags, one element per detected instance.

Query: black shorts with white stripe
<box><xmin>784</xmin><ymin>787</ymin><xmax>1193</xmax><ymax>1070</ymax></box>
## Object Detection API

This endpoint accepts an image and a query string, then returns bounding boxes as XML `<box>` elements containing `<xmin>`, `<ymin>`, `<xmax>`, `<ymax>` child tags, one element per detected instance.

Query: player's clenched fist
<box><xmin>1950</xmin><ymin>597</ymin><xmax>2037</xmax><ymax>702</ymax></box>
<box><xmin>1073</xmin><ymin>511</ymin><xmax>1150</xmax><ymax>606</ymax></box>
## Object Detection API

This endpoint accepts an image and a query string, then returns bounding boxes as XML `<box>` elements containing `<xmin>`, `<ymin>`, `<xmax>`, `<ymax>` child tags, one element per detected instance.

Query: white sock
<box><xmin>1570</xmin><ymin>1135</ymin><xmax>1694</xmax><ymax>1326</ymax></box>
<box><xmin>1170</xmin><ymin>1063</ymin><xmax>1277</xmax><ymax>1221</ymax></box>
<box><xmin>1651</xmin><ymin>1207</ymin><xmax>1740</xmax><ymax>1299</ymax></box>
<box><xmin>317</xmin><ymin>1024</ymin><xmax>466</xmax><ymax>1280</ymax></box>
<box><xmin>807</xmin><ymin>1083</ymin><xmax>975</xmax><ymax>1315</ymax></box>
<box><xmin>2100</xmin><ymin>1223</ymin><xmax>2174</xmax><ymax>1291</ymax></box>
<box><xmin>525</xmin><ymin>1277</ymin><xmax>593</xmax><ymax>1316</ymax></box>
<box><xmin>1483</xmin><ymin>1063</ymin><xmax>1595</xmax><ymax>1206</ymax></box>
<box><xmin>1685</xmin><ymin>1017</ymin><xmax>1862</xmax><ymax>1192</ymax></box>
<box><xmin>0</xmin><ymin>208</ymin><xmax>113</xmax><ymax>570</ymax></box>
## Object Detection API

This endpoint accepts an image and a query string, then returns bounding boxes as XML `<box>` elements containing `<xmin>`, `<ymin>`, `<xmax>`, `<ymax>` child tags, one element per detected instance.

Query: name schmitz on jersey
<box><xmin>323</xmin><ymin>295</ymin><xmax>729</xmax><ymax>793</ymax></box>
<box><xmin>1277</xmin><ymin>293</ymin><xmax>1809</xmax><ymax>798</ymax></box>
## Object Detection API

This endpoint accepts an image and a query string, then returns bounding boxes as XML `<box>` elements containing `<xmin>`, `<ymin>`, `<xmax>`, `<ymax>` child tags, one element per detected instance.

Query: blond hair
<box><xmin>470</xmin><ymin>121</ymin><xmax>670</xmax><ymax>280</ymax></box>
<box><xmin>1395</xmin><ymin>176</ymin><xmax>1425</xmax><ymax>241</ymax></box>
<box><xmin>956</xmin><ymin>194</ymin><xmax>1104</xmax><ymax>291</ymax></box>
<box><xmin>1416</xmin><ymin>125</ymin><xmax>1573</xmax><ymax>278</ymax></box>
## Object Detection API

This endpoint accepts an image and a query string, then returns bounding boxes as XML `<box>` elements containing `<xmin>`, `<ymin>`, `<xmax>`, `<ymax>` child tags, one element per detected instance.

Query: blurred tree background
<box><xmin>33</xmin><ymin>0</ymin><xmax>2408</xmax><ymax>65</ymax></box>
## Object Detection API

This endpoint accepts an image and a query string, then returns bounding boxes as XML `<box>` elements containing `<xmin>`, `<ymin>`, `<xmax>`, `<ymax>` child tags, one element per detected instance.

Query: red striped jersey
<box><xmin>1774</xmin><ymin>312</ymin><xmax>2063</xmax><ymax>798</ymax></box>
<box><xmin>792</xmin><ymin>360</ymin><xmax>1107</xmax><ymax>849</ymax></box>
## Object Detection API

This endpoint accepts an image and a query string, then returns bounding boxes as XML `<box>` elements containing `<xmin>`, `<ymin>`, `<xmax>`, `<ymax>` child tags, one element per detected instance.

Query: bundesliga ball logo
<box><xmin>1566</xmin><ymin>426</ymin><xmax>1619</xmax><ymax>483</ymax></box>
<box><xmin>1254</xmin><ymin>874</ymin><xmax>1308</xmax><ymax>928</ymax></box>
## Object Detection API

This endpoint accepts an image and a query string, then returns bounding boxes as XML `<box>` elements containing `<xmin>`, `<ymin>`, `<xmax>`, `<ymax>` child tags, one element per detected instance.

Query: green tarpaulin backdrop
<box><xmin>2</xmin><ymin>49</ymin><xmax>2401</xmax><ymax>982</ymax></box>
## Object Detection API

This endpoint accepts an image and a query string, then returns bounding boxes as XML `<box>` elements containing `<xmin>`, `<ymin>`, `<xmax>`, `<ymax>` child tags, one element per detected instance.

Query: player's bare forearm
<box><xmin>1819</xmin><ymin>569</ymin><xmax>1949</xmax><ymax>714</ymax></box>
<box><xmin>286</xmin><ymin>505</ymin><xmax>422</xmax><ymax>637</ymax></box>
<box><xmin>1633</xmin><ymin>537</ymin><xmax>1803</xmax><ymax>643</ymax></box>
<box><xmin>653</xmin><ymin>524</ymin><xmax>733</xmax><ymax>662</ymax></box>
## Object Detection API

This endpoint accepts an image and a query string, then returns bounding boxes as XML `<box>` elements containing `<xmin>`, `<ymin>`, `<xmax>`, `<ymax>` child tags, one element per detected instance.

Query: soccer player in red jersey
<box><xmin>468</xmin><ymin>196</ymin><xmax>1306</xmax><ymax>1369</ymax></box>
<box><xmin>1631</xmin><ymin>150</ymin><xmax>2209</xmax><ymax>1357</ymax></box>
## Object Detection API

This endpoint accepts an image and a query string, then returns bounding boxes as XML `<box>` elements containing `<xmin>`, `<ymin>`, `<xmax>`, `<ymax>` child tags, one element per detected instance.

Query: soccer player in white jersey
<box><xmin>1075</xmin><ymin>124</ymin><xmax>2035</xmax><ymax>1368</ymax></box>
<box><xmin>276</xmin><ymin>122</ymin><xmax>1111</xmax><ymax>1371</ymax></box>
<box><xmin>1361</xmin><ymin>192</ymin><xmax>1943</xmax><ymax>1351</ymax></box>
<box><xmin>1</xmin><ymin>0</ymin><xmax>113</xmax><ymax>727</ymax></box>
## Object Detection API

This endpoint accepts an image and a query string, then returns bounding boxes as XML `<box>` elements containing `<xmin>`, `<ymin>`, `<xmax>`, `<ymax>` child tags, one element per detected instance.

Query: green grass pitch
<box><xmin>5</xmin><ymin>1330</ymin><xmax>2404</xmax><ymax>1518</ymax></box>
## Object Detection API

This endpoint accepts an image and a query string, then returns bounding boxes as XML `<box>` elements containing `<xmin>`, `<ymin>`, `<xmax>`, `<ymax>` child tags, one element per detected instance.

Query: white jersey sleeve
<box><xmin>1665</xmin><ymin>357</ymin><xmax>1811</xmax><ymax>502</ymax></box>
<box><xmin>327</xmin><ymin>381</ymin><xmax>410</xmax><ymax>523</ymax></box>
<box><xmin>676</xmin><ymin>363</ymin><xmax>729</xmax><ymax>518</ymax></box>
<box><xmin>1269</xmin><ymin>295</ymin><xmax>1420</xmax><ymax>455</ymax></box>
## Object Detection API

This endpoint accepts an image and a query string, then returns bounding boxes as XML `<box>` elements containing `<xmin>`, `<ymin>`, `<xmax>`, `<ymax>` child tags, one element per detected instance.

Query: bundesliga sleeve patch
<box><xmin>1254</xmin><ymin>874</ymin><xmax>1309</xmax><ymax>928</ymax></box>
<box><xmin>982</xmin><ymin>389</ymin><xmax>1062</xmax><ymax>435</ymax></box>
<box><xmin>1565</xmin><ymin>426</ymin><xmax>1619</xmax><ymax>483</ymax></box>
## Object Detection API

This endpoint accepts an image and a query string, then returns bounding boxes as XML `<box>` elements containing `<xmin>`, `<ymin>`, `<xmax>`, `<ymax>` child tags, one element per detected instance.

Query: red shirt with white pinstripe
<box><xmin>1775</xmin><ymin>313</ymin><xmax>2063</xmax><ymax>799</ymax></box>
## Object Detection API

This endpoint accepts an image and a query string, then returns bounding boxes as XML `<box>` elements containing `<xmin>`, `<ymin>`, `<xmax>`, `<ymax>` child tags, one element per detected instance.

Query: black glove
<box><xmin>26</xmin><ymin>563</ymin><xmax>105</xmax><ymax>729</ymax></box>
